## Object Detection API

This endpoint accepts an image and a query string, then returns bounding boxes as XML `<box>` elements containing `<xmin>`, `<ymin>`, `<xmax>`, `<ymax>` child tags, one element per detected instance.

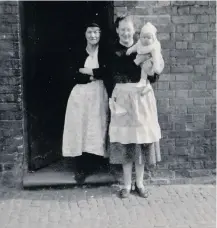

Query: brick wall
<box><xmin>0</xmin><ymin>1</ymin><xmax>24</xmax><ymax>187</ymax></box>
<box><xmin>0</xmin><ymin>1</ymin><xmax>216</xmax><ymax>187</ymax></box>
<box><xmin>114</xmin><ymin>1</ymin><xmax>216</xmax><ymax>183</ymax></box>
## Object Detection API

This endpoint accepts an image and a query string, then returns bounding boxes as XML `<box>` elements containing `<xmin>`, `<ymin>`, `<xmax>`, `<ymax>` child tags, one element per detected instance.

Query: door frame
<box><xmin>19</xmin><ymin>1</ymin><xmax>114</xmax><ymax>173</ymax></box>
<box><xmin>18</xmin><ymin>1</ymin><xmax>31</xmax><ymax>175</ymax></box>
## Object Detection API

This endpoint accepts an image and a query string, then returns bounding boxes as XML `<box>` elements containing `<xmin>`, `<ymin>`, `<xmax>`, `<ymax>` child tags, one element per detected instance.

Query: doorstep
<box><xmin>22</xmin><ymin>160</ymin><xmax>121</xmax><ymax>188</ymax></box>
<box><xmin>23</xmin><ymin>171</ymin><xmax>118</xmax><ymax>188</ymax></box>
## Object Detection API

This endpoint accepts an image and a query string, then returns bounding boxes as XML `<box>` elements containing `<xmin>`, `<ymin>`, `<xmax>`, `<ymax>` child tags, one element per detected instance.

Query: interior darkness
<box><xmin>21</xmin><ymin>1</ymin><xmax>113</xmax><ymax>171</ymax></box>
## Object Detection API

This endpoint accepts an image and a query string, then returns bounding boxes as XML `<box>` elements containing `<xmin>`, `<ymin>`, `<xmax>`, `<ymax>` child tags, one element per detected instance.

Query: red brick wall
<box><xmin>114</xmin><ymin>1</ymin><xmax>216</xmax><ymax>183</ymax></box>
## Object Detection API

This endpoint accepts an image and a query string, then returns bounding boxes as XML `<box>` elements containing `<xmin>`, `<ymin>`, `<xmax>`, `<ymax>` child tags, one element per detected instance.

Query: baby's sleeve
<box><xmin>152</xmin><ymin>48</ymin><xmax>164</xmax><ymax>75</ymax></box>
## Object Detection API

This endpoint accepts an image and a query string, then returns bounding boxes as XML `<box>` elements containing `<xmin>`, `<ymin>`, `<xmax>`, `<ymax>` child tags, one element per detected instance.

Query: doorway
<box><xmin>21</xmin><ymin>1</ymin><xmax>115</xmax><ymax>184</ymax></box>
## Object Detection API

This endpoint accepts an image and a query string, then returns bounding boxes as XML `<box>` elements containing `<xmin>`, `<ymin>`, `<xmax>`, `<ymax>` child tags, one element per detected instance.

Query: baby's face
<box><xmin>140</xmin><ymin>33</ymin><xmax>154</xmax><ymax>46</ymax></box>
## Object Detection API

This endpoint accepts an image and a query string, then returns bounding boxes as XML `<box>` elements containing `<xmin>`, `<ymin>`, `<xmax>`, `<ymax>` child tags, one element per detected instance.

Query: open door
<box><xmin>21</xmin><ymin>1</ymin><xmax>114</xmax><ymax>171</ymax></box>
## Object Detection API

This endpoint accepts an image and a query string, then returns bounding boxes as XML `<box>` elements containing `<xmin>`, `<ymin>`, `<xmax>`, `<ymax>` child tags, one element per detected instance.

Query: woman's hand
<box><xmin>147</xmin><ymin>73</ymin><xmax>160</xmax><ymax>83</ymax></box>
<box><xmin>79</xmin><ymin>68</ymin><xmax>93</xmax><ymax>76</ymax></box>
<box><xmin>90</xmin><ymin>76</ymin><xmax>96</xmax><ymax>81</ymax></box>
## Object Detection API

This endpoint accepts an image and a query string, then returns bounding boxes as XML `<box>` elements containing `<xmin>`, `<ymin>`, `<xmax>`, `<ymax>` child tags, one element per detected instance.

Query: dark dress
<box><xmin>65</xmin><ymin>45</ymin><xmax>113</xmax><ymax>97</ymax></box>
<box><xmin>62</xmin><ymin>46</ymin><xmax>111</xmax><ymax>174</ymax></box>
<box><xmin>109</xmin><ymin>42</ymin><xmax>162</xmax><ymax>166</ymax></box>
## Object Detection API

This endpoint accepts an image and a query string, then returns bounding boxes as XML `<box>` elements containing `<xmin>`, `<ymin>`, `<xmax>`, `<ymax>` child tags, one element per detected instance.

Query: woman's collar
<box><xmin>119</xmin><ymin>40</ymin><xmax>134</xmax><ymax>48</ymax></box>
<box><xmin>86</xmin><ymin>45</ymin><xmax>99</xmax><ymax>57</ymax></box>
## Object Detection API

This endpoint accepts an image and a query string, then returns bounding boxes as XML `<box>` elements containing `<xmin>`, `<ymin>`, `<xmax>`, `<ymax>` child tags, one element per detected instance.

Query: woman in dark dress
<box><xmin>109</xmin><ymin>15</ymin><xmax>164</xmax><ymax>198</ymax></box>
<box><xmin>62</xmin><ymin>22</ymin><xmax>110</xmax><ymax>180</ymax></box>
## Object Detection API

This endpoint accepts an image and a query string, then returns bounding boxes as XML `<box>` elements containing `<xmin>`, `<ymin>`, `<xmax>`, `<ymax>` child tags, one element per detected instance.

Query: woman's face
<box><xmin>85</xmin><ymin>27</ymin><xmax>101</xmax><ymax>45</ymax></box>
<box><xmin>116</xmin><ymin>19</ymin><xmax>135</xmax><ymax>45</ymax></box>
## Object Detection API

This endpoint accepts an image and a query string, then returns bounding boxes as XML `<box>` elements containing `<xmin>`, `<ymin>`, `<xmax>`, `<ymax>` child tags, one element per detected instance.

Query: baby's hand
<box><xmin>126</xmin><ymin>48</ymin><xmax>132</xmax><ymax>56</ymax></box>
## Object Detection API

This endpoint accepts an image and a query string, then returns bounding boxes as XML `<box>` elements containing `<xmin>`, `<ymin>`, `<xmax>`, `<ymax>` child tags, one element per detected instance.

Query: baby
<box><xmin>126</xmin><ymin>22</ymin><xmax>164</xmax><ymax>81</ymax></box>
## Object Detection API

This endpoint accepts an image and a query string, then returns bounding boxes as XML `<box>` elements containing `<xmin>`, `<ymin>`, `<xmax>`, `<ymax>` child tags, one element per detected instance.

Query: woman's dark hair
<box><xmin>115</xmin><ymin>13</ymin><xmax>133</xmax><ymax>29</ymax></box>
<box><xmin>113</xmin><ymin>13</ymin><xmax>137</xmax><ymax>44</ymax></box>
<box><xmin>84</xmin><ymin>22</ymin><xmax>101</xmax><ymax>31</ymax></box>
<box><xmin>82</xmin><ymin>20</ymin><xmax>102</xmax><ymax>47</ymax></box>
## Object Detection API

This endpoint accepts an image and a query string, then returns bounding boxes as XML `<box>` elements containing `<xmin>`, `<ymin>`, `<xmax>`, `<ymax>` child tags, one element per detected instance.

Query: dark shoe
<box><xmin>135</xmin><ymin>184</ymin><xmax>149</xmax><ymax>198</ymax></box>
<box><xmin>75</xmin><ymin>172</ymin><xmax>86</xmax><ymax>185</ymax></box>
<box><xmin>119</xmin><ymin>188</ymin><xmax>130</xmax><ymax>198</ymax></box>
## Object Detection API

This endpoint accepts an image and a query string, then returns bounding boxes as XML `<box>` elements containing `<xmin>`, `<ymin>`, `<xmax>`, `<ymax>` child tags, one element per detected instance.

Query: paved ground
<box><xmin>0</xmin><ymin>184</ymin><xmax>216</xmax><ymax>228</ymax></box>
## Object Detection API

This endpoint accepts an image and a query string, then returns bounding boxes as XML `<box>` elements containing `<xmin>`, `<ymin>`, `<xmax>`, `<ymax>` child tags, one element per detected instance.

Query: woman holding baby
<box><xmin>108</xmin><ymin>15</ymin><xmax>164</xmax><ymax>198</ymax></box>
<box><xmin>62</xmin><ymin>14</ymin><xmax>164</xmax><ymax>198</ymax></box>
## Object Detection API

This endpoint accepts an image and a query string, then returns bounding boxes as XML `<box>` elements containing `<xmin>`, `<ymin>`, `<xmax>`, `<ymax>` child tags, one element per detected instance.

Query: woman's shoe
<box><xmin>135</xmin><ymin>184</ymin><xmax>149</xmax><ymax>198</ymax></box>
<box><xmin>119</xmin><ymin>188</ymin><xmax>131</xmax><ymax>198</ymax></box>
<box><xmin>75</xmin><ymin>171</ymin><xmax>86</xmax><ymax>185</ymax></box>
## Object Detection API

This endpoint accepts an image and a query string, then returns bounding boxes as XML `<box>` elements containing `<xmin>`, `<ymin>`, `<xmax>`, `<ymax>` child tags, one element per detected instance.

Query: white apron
<box><xmin>62</xmin><ymin>48</ymin><xmax>108</xmax><ymax>157</ymax></box>
<box><xmin>109</xmin><ymin>79</ymin><xmax>161</xmax><ymax>144</ymax></box>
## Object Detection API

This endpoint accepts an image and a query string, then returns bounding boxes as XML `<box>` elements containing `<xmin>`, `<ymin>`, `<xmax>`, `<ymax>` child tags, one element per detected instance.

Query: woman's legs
<box><xmin>135</xmin><ymin>163</ymin><xmax>148</xmax><ymax>198</ymax></box>
<box><xmin>135</xmin><ymin>163</ymin><xmax>145</xmax><ymax>189</ymax></box>
<box><xmin>119</xmin><ymin>162</ymin><xmax>133</xmax><ymax>198</ymax></box>
<box><xmin>75</xmin><ymin>155</ymin><xmax>86</xmax><ymax>174</ymax></box>
<box><xmin>75</xmin><ymin>153</ymin><xmax>94</xmax><ymax>174</ymax></box>
<box><xmin>122</xmin><ymin>162</ymin><xmax>133</xmax><ymax>191</ymax></box>
<box><xmin>76</xmin><ymin>153</ymin><xmax>108</xmax><ymax>174</ymax></box>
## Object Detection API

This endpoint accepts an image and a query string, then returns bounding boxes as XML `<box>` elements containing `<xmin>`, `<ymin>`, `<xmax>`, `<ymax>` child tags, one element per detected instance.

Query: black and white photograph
<box><xmin>0</xmin><ymin>1</ymin><xmax>216</xmax><ymax>228</ymax></box>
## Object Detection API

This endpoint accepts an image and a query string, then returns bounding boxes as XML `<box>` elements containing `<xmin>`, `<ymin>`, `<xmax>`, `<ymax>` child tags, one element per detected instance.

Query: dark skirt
<box><xmin>109</xmin><ymin>141</ymin><xmax>161</xmax><ymax>166</ymax></box>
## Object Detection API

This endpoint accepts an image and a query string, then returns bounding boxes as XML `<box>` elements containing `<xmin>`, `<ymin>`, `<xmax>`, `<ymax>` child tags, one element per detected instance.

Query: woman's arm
<box><xmin>66</xmin><ymin>50</ymin><xmax>91</xmax><ymax>84</ymax></box>
<box><xmin>92</xmin><ymin>64</ymin><xmax>107</xmax><ymax>80</ymax></box>
<box><xmin>76</xmin><ymin>48</ymin><xmax>109</xmax><ymax>81</ymax></box>
<box><xmin>92</xmin><ymin>48</ymin><xmax>111</xmax><ymax>80</ymax></box>
<box><xmin>70</xmin><ymin>64</ymin><xmax>91</xmax><ymax>84</ymax></box>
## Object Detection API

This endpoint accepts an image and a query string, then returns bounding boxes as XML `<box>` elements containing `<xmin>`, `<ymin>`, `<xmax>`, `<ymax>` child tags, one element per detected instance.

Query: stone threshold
<box><xmin>23</xmin><ymin>171</ymin><xmax>119</xmax><ymax>188</ymax></box>
<box><xmin>21</xmin><ymin>160</ymin><xmax>216</xmax><ymax>188</ymax></box>
<box><xmin>23</xmin><ymin>172</ymin><xmax>215</xmax><ymax>189</ymax></box>
<box><xmin>22</xmin><ymin>158</ymin><xmax>121</xmax><ymax>188</ymax></box>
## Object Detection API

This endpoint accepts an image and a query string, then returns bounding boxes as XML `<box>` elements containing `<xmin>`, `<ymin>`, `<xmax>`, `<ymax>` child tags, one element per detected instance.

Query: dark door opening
<box><xmin>21</xmin><ymin>2</ymin><xmax>114</xmax><ymax>172</ymax></box>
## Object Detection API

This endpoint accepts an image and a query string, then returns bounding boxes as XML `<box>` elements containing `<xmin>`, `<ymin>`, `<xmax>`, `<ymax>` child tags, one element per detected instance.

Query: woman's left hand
<box><xmin>79</xmin><ymin>68</ymin><xmax>93</xmax><ymax>76</ymax></box>
<box><xmin>147</xmin><ymin>73</ymin><xmax>160</xmax><ymax>83</ymax></box>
